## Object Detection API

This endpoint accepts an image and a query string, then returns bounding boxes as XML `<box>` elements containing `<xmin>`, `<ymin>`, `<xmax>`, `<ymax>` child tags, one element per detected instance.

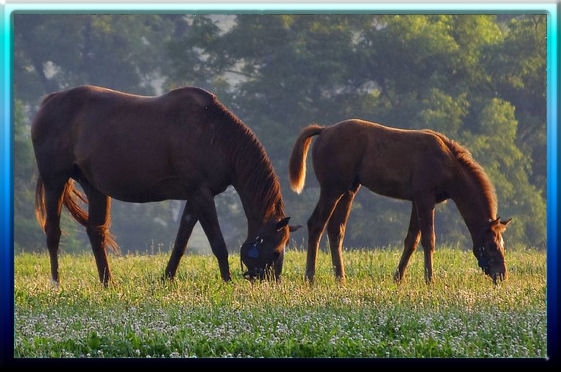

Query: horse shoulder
<box><xmin>162</xmin><ymin>87</ymin><xmax>216</xmax><ymax>109</ymax></box>
<box><xmin>422</xmin><ymin>131</ymin><xmax>462</xmax><ymax>182</ymax></box>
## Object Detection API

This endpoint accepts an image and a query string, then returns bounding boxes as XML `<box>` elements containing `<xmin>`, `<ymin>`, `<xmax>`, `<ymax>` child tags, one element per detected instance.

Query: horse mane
<box><xmin>209</xmin><ymin>98</ymin><xmax>285</xmax><ymax>219</ymax></box>
<box><xmin>426</xmin><ymin>130</ymin><xmax>498</xmax><ymax>218</ymax></box>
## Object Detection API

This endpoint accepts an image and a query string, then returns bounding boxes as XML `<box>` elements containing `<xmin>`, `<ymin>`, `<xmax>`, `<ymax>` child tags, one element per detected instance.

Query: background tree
<box><xmin>14</xmin><ymin>14</ymin><xmax>185</xmax><ymax>254</ymax></box>
<box><xmin>13</xmin><ymin>14</ymin><xmax>547</xmax><ymax>254</ymax></box>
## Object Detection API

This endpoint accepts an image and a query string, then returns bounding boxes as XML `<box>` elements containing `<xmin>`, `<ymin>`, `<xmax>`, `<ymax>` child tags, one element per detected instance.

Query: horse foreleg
<box><xmin>416</xmin><ymin>199</ymin><xmax>436</xmax><ymax>284</ymax></box>
<box><xmin>164</xmin><ymin>202</ymin><xmax>198</xmax><ymax>280</ymax></box>
<box><xmin>273</xmin><ymin>249</ymin><xmax>284</xmax><ymax>283</ymax></box>
<box><xmin>305</xmin><ymin>191</ymin><xmax>343</xmax><ymax>283</ymax></box>
<box><xmin>191</xmin><ymin>189</ymin><xmax>231</xmax><ymax>282</ymax></box>
<box><xmin>84</xmin><ymin>187</ymin><xmax>113</xmax><ymax>287</ymax></box>
<box><xmin>394</xmin><ymin>202</ymin><xmax>421</xmax><ymax>283</ymax></box>
<box><xmin>326</xmin><ymin>187</ymin><xmax>358</xmax><ymax>282</ymax></box>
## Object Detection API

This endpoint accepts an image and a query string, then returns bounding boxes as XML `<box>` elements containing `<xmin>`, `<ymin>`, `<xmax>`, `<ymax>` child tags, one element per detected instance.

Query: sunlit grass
<box><xmin>14</xmin><ymin>246</ymin><xmax>546</xmax><ymax>358</ymax></box>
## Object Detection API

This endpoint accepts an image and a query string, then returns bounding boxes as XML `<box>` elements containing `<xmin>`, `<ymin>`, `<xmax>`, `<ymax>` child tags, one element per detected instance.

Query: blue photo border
<box><xmin>0</xmin><ymin>1</ymin><xmax>558</xmax><ymax>364</ymax></box>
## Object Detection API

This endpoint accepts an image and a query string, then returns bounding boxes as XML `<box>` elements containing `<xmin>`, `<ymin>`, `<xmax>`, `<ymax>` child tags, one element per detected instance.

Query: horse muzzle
<box><xmin>242</xmin><ymin>264</ymin><xmax>275</xmax><ymax>281</ymax></box>
<box><xmin>243</xmin><ymin>267</ymin><xmax>263</xmax><ymax>281</ymax></box>
<box><xmin>479</xmin><ymin>259</ymin><xmax>507</xmax><ymax>285</ymax></box>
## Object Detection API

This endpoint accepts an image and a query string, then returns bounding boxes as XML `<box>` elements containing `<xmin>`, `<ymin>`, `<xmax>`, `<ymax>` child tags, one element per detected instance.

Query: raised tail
<box><xmin>288</xmin><ymin>124</ymin><xmax>324</xmax><ymax>194</ymax></box>
<box><xmin>35</xmin><ymin>177</ymin><xmax>119</xmax><ymax>253</ymax></box>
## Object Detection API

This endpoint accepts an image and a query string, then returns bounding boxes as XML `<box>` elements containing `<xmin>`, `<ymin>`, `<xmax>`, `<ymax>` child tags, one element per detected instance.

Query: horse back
<box><xmin>30</xmin><ymin>85</ymin><xmax>228</xmax><ymax>201</ymax></box>
<box><xmin>32</xmin><ymin>84</ymin><xmax>219</xmax><ymax>146</ymax></box>
<box><xmin>312</xmin><ymin>119</ymin><xmax>457</xmax><ymax>200</ymax></box>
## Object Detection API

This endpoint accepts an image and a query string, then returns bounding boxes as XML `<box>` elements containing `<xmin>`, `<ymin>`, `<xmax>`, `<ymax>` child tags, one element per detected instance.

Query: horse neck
<box><xmin>232</xmin><ymin>160</ymin><xmax>284</xmax><ymax>236</ymax></box>
<box><xmin>213</xmin><ymin>113</ymin><xmax>284</xmax><ymax>235</ymax></box>
<box><xmin>450</xmin><ymin>171</ymin><xmax>496</xmax><ymax>246</ymax></box>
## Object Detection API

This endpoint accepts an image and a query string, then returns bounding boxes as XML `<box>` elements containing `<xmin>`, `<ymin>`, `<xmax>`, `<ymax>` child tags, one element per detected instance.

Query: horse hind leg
<box><xmin>415</xmin><ymin>198</ymin><xmax>436</xmax><ymax>284</ymax></box>
<box><xmin>81</xmin><ymin>183</ymin><xmax>113</xmax><ymax>286</ymax></box>
<box><xmin>305</xmin><ymin>190</ymin><xmax>345</xmax><ymax>283</ymax></box>
<box><xmin>42</xmin><ymin>180</ymin><xmax>67</xmax><ymax>286</ymax></box>
<box><xmin>394</xmin><ymin>202</ymin><xmax>421</xmax><ymax>284</ymax></box>
<box><xmin>326</xmin><ymin>185</ymin><xmax>359</xmax><ymax>282</ymax></box>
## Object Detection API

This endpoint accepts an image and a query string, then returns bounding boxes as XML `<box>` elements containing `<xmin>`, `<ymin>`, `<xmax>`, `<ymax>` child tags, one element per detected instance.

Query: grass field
<box><xmin>14</xmin><ymin>247</ymin><xmax>546</xmax><ymax>358</ymax></box>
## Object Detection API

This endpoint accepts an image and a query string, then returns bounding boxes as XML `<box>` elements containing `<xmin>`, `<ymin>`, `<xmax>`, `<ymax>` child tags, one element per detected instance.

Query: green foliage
<box><xmin>420</xmin><ymin>89</ymin><xmax>469</xmax><ymax>136</ymax></box>
<box><xmin>13</xmin><ymin>14</ymin><xmax>547</xmax><ymax>253</ymax></box>
<box><xmin>14</xmin><ymin>14</ymin><xmax>173</xmax><ymax>101</ymax></box>
<box><xmin>14</xmin><ymin>248</ymin><xmax>546</xmax><ymax>357</ymax></box>
<box><xmin>13</xmin><ymin>99</ymin><xmax>86</xmax><ymax>253</ymax></box>
<box><xmin>14</xmin><ymin>99</ymin><xmax>46</xmax><ymax>253</ymax></box>
<box><xmin>462</xmin><ymin>98</ymin><xmax>546</xmax><ymax>246</ymax></box>
<box><xmin>166</xmin><ymin>15</ymin><xmax>224</xmax><ymax>90</ymax></box>
<box><xmin>14</xmin><ymin>14</ymin><xmax>188</xmax><ymax>254</ymax></box>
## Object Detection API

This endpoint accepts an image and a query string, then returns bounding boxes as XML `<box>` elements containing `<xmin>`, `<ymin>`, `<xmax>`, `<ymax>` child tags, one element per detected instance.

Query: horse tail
<box><xmin>63</xmin><ymin>179</ymin><xmax>120</xmax><ymax>254</ymax></box>
<box><xmin>289</xmin><ymin>124</ymin><xmax>324</xmax><ymax>194</ymax></box>
<box><xmin>61</xmin><ymin>179</ymin><xmax>90</xmax><ymax>227</ymax></box>
<box><xmin>35</xmin><ymin>177</ymin><xmax>119</xmax><ymax>253</ymax></box>
<box><xmin>34</xmin><ymin>176</ymin><xmax>47</xmax><ymax>232</ymax></box>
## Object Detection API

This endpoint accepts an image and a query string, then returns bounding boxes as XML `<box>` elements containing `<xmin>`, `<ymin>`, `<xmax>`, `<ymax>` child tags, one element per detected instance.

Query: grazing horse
<box><xmin>289</xmin><ymin>119</ymin><xmax>511</xmax><ymax>284</ymax></box>
<box><xmin>32</xmin><ymin>85</ymin><xmax>299</xmax><ymax>286</ymax></box>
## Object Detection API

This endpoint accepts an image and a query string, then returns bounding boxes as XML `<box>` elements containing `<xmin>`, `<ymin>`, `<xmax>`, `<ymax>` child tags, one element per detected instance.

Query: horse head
<box><xmin>474</xmin><ymin>217</ymin><xmax>512</xmax><ymax>284</ymax></box>
<box><xmin>240</xmin><ymin>217</ymin><xmax>301</xmax><ymax>281</ymax></box>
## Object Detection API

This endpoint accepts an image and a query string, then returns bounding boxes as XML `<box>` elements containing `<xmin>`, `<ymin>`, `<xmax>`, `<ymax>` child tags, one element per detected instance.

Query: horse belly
<box><xmin>73</xmin><ymin>139</ymin><xmax>188</xmax><ymax>202</ymax></box>
<box><xmin>109</xmin><ymin>176</ymin><xmax>189</xmax><ymax>202</ymax></box>
<box><xmin>358</xmin><ymin>157</ymin><xmax>414</xmax><ymax>200</ymax></box>
<box><xmin>362</xmin><ymin>178</ymin><xmax>412</xmax><ymax>200</ymax></box>
<box><xmin>79</xmin><ymin>163</ymin><xmax>187</xmax><ymax>202</ymax></box>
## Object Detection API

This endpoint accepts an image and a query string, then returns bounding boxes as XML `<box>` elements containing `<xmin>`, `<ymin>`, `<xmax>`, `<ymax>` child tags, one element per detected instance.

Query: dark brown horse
<box><xmin>289</xmin><ymin>119</ymin><xmax>511</xmax><ymax>284</ymax></box>
<box><xmin>32</xmin><ymin>85</ymin><xmax>299</xmax><ymax>286</ymax></box>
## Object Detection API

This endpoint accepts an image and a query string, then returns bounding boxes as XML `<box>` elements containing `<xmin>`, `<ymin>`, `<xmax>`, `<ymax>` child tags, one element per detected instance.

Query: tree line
<box><xmin>13</xmin><ymin>14</ymin><xmax>547</xmax><ymax>254</ymax></box>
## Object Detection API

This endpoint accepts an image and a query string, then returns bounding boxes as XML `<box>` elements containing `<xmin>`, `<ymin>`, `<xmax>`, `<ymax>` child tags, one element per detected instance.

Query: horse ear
<box><xmin>489</xmin><ymin>217</ymin><xmax>501</xmax><ymax>226</ymax></box>
<box><xmin>501</xmin><ymin>218</ymin><xmax>512</xmax><ymax>226</ymax></box>
<box><xmin>276</xmin><ymin>217</ymin><xmax>291</xmax><ymax>231</ymax></box>
<box><xmin>289</xmin><ymin>224</ymin><xmax>303</xmax><ymax>232</ymax></box>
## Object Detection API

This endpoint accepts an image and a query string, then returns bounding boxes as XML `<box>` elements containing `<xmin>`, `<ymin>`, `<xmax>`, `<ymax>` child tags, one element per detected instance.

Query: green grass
<box><xmin>14</xmin><ymin>246</ymin><xmax>546</xmax><ymax>358</ymax></box>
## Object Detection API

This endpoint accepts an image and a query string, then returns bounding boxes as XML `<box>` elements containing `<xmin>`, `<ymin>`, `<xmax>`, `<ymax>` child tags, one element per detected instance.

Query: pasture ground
<box><xmin>14</xmin><ymin>247</ymin><xmax>546</xmax><ymax>358</ymax></box>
